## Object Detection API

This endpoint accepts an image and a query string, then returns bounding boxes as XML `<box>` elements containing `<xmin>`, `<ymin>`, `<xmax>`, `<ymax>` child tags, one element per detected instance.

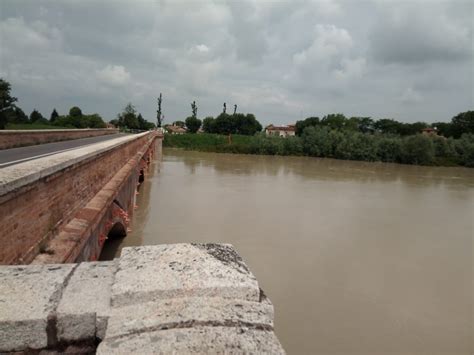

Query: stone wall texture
<box><xmin>0</xmin><ymin>128</ymin><xmax>119</xmax><ymax>150</ymax></box>
<box><xmin>0</xmin><ymin>132</ymin><xmax>159</xmax><ymax>264</ymax></box>
<box><xmin>0</xmin><ymin>244</ymin><xmax>285</xmax><ymax>354</ymax></box>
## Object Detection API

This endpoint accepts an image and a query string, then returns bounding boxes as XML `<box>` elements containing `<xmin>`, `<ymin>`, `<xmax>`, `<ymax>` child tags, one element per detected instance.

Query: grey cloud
<box><xmin>369</xmin><ymin>1</ymin><xmax>472</xmax><ymax>65</ymax></box>
<box><xmin>0</xmin><ymin>0</ymin><xmax>472</xmax><ymax>125</ymax></box>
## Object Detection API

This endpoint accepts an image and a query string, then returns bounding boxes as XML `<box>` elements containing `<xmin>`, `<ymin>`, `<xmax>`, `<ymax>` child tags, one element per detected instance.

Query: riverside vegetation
<box><xmin>164</xmin><ymin>111</ymin><xmax>474</xmax><ymax>168</ymax></box>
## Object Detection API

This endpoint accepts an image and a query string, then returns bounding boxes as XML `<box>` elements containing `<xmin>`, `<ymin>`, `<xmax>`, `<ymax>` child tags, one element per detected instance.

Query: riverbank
<box><xmin>163</xmin><ymin>131</ymin><xmax>474</xmax><ymax>167</ymax></box>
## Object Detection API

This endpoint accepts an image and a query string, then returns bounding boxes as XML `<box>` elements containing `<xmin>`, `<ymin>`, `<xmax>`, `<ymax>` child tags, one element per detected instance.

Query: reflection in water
<box><xmin>115</xmin><ymin>148</ymin><xmax>474</xmax><ymax>355</ymax></box>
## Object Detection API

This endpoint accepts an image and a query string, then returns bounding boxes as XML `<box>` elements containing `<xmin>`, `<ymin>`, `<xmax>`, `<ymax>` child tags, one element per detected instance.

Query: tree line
<box><xmin>295</xmin><ymin>112</ymin><xmax>474</xmax><ymax>139</ymax></box>
<box><xmin>0</xmin><ymin>78</ymin><xmax>157</xmax><ymax>130</ymax></box>
<box><xmin>0</xmin><ymin>78</ymin><xmax>107</xmax><ymax>129</ymax></box>
<box><xmin>168</xmin><ymin>101</ymin><xmax>262</xmax><ymax>136</ymax></box>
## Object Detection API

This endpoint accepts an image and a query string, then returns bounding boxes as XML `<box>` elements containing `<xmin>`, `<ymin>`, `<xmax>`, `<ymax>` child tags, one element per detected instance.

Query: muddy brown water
<box><xmin>103</xmin><ymin>148</ymin><xmax>473</xmax><ymax>355</ymax></box>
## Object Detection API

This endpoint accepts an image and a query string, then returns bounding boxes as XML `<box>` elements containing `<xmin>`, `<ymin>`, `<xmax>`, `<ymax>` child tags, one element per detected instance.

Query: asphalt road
<box><xmin>0</xmin><ymin>133</ymin><xmax>125</xmax><ymax>168</ymax></box>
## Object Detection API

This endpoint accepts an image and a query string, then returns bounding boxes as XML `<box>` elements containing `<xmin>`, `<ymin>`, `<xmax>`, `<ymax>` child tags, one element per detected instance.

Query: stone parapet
<box><xmin>0</xmin><ymin>128</ymin><xmax>119</xmax><ymax>150</ymax></box>
<box><xmin>0</xmin><ymin>243</ymin><xmax>285</xmax><ymax>354</ymax></box>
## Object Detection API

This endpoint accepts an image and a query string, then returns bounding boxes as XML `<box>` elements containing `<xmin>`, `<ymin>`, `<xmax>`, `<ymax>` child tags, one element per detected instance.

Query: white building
<box><xmin>265</xmin><ymin>124</ymin><xmax>296</xmax><ymax>137</ymax></box>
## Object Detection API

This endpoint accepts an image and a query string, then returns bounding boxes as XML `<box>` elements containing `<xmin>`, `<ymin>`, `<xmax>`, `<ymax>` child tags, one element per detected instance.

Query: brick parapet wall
<box><xmin>0</xmin><ymin>132</ymin><xmax>159</xmax><ymax>264</ymax></box>
<box><xmin>0</xmin><ymin>128</ymin><xmax>119</xmax><ymax>150</ymax></box>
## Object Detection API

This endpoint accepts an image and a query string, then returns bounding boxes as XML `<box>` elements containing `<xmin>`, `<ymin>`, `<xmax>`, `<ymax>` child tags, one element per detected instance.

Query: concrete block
<box><xmin>112</xmin><ymin>244</ymin><xmax>260</xmax><ymax>307</ymax></box>
<box><xmin>97</xmin><ymin>326</ymin><xmax>285</xmax><ymax>354</ymax></box>
<box><xmin>0</xmin><ymin>264</ymin><xmax>75</xmax><ymax>352</ymax></box>
<box><xmin>105</xmin><ymin>296</ymin><xmax>274</xmax><ymax>339</ymax></box>
<box><xmin>57</xmin><ymin>261</ymin><xmax>116</xmax><ymax>342</ymax></box>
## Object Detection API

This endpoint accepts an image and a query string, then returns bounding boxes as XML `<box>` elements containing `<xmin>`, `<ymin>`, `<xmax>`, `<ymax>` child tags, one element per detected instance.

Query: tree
<box><xmin>295</xmin><ymin>117</ymin><xmax>320</xmax><ymax>136</ymax></box>
<box><xmin>50</xmin><ymin>109</ymin><xmax>59</xmax><ymax>123</ymax></box>
<box><xmin>185</xmin><ymin>116</ymin><xmax>201</xmax><ymax>133</ymax></box>
<box><xmin>191</xmin><ymin>101</ymin><xmax>197</xmax><ymax>118</ymax></box>
<box><xmin>213</xmin><ymin>112</ymin><xmax>233</xmax><ymax>134</ymax></box>
<box><xmin>401</xmin><ymin>135</ymin><xmax>435</xmax><ymax>165</ymax></box>
<box><xmin>321</xmin><ymin>113</ymin><xmax>346</xmax><ymax>130</ymax></box>
<box><xmin>69</xmin><ymin>106</ymin><xmax>82</xmax><ymax>117</ymax></box>
<box><xmin>373</xmin><ymin>118</ymin><xmax>403</xmax><ymax>135</ymax></box>
<box><xmin>233</xmin><ymin>104</ymin><xmax>237</xmax><ymax>115</ymax></box>
<box><xmin>156</xmin><ymin>93</ymin><xmax>163</xmax><ymax>127</ymax></box>
<box><xmin>84</xmin><ymin>113</ymin><xmax>106</xmax><ymax>128</ymax></box>
<box><xmin>0</xmin><ymin>78</ymin><xmax>18</xmax><ymax>129</ymax></box>
<box><xmin>202</xmin><ymin>116</ymin><xmax>215</xmax><ymax>133</ymax></box>
<box><xmin>30</xmin><ymin>109</ymin><xmax>44</xmax><ymax>123</ymax></box>
<box><xmin>117</xmin><ymin>103</ymin><xmax>139</xmax><ymax>129</ymax></box>
<box><xmin>451</xmin><ymin>111</ymin><xmax>474</xmax><ymax>138</ymax></box>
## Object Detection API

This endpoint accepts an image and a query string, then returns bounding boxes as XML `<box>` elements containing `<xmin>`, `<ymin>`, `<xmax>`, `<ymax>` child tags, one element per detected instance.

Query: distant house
<box><xmin>421</xmin><ymin>127</ymin><xmax>438</xmax><ymax>136</ymax></box>
<box><xmin>165</xmin><ymin>125</ymin><xmax>187</xmax><ymax>134</ymax></box>
<box><xmin>265</xmin><ymin>124</ymin><xmax>296</xmax><ymax>137</ymax></box>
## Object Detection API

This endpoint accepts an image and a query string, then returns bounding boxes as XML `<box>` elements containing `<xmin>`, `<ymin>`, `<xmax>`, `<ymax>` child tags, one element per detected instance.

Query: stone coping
<box><xmin>0</xmin><ymin>243</ymin><xmax>285</xmax><ymax>354</ymax></box>
<box><xmin>0</xmin><ymin>132</ymin><xmax>152</xmax><ymax>197</ymax></box>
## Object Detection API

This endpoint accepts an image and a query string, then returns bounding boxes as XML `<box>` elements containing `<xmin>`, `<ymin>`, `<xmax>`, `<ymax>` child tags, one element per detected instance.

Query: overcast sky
<box><xmin>0</xmin><ymin>0</ymin><xmax>472</xmax><ymax>125</ymax></box>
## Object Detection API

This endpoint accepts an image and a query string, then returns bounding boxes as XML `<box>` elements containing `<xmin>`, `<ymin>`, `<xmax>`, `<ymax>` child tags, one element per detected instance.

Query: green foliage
<box><xmin>50</xmin><ymin>109</ymin><xmax>59</xmax><ymax>123</ymax></box>
<box><xmin>30</xmin><ymin>109</ymin><xmax>45</xmax><ymax>123</ymax></box>
<box><xmin>0</xmin><ymin>78</ymin><xmax>18</xmax><ymax>129</ymax></box>
<box><xmin>454</xmin><ymin>134</ymin><xmax>474</xmax><ymax>167</ymax></box>
<box><xmin>185</xmin><ymin>116</ymin><xmax>202</xmax><ymax>133</ymax></box>
<box><xmin>451</xmin><ymin>111</ymin><xmax>474</xmax><ymax>138</ymax></box>
<box><xmin>117</xmin><ymin>103</ymin><xmax>139</xmax><ymax>129</ymax></box>
<box><xmin>202</xmin><ymin>116</ymin><xmax>215</xmax><ymax>133</ymax></box>
<box><xmin>4</xmin><ymin>106</ymin><xmax>29</xmax><ymax>124</ymax></box>
<box><xmin>295</xmin><ymin>117</ymin><xmax>320</xmax><ymax>136</ymax></box>
<box><xmin>115</xmin><ymin>104</ymin><xmax>153</xmax><ymax>130</ymax></box>
<box><xmin>156</xmin><ymin>93</ymin><xmax>163</xmax><ymax>127</ymax></box>
<box><xmin>205</xmin><ymin>112</ymin><xmax>261</xmax><ymax>135</ymax></box>
<box><xmin>53</xmin><ymin>107</ymin><xmax>106</xmax><ymax>128</ymax></box>
<box><xmin>401</xmin><ymin>135</ymin><xmax>435</xmax><ymax>165</ymax></box>
<box><xmin>163</xmin><ymin>128</ymin><xmax>474</xmax><ymax>167</ymax></box>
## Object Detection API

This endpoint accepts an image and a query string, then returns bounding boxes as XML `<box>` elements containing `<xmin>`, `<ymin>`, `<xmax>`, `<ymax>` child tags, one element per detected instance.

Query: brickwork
<box><xmin>0</xmin><ymin>128</ymin><xmax>118</xmax><ymax>150</ymax></box>
<box><xmin>0</xmin><ymin>133</ymin><xmax>160</xmax><ymax>264</ymax></box>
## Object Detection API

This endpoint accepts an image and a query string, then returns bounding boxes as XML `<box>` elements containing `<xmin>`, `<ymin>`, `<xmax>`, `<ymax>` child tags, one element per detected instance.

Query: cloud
<box><xmin>369</xmin><ymin>2</ymin><xmax>472</xmax><ymax>64</ymax></box>
<box><xmin>293</xmin><ymin>25</ymin><xmax>353</xmax><ymax>67</ymax></box>
<box><xmin>195</xmin><ymin>44</ymin><xmax>210</xmax><ymax>53</ymax></box>
<box><xmin>0</xmin><ymin>0</ymin><xmax>471</xmax><ymax>124</ymax></box>
<box><xmin>400</xmin><ymin>88</ymin><xmax>423</xmax><ymax>104</ymax></box>
<box><xmin>96</xmin><ymin>65</ymin><xmax>131</xmax><ymax>87</ymax></box>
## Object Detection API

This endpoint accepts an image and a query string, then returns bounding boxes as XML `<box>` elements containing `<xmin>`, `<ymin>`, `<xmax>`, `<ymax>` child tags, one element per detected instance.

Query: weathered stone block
<box><xmin>57</xmin><ymin>261</ymin><xmax>116</xmax><ymax>341</ymax></box>
<box><xmin>111</xmin><ymin>244</ymin><xmax>260</xmax><ymax>307</ymax></box>
<box><xmin>97</xmin><ymin>326</ymin><xmax>285</xmax><ymax>354</ymax></box>
<box><xmin>105</xmin><ymin>296</ymin><xmax>274</xmax><ymax>339</ymax></box>
<box><xmin>0</xmin><ymin>264</ymin><xmax>75</xmax><ymax>352</ymax></box>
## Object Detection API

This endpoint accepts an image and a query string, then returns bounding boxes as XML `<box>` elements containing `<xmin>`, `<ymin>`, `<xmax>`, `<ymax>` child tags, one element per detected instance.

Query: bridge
<box><xmin>0</xmin><ymin>130</ymin><xmax>161</xmax><ymax>265</ymax></box>
<box><xmin>0</xmin><ymin>129</ymin><xmax>285</xmax><ymax>353</ymax></box>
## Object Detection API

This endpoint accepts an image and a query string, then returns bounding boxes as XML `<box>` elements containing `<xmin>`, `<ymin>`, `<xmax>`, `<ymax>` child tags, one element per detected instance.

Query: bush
<box><xmin>401</xmin><ymin>135</ymin><xmax>435</xmax><ymax>165</ymax></box>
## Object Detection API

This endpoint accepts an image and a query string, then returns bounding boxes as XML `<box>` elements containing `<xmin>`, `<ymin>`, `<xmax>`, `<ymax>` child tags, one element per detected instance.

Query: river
<box><xmin>104</xmin><ymin>148</ymin><xmax>473</xmax><ymax>355</ymax></box>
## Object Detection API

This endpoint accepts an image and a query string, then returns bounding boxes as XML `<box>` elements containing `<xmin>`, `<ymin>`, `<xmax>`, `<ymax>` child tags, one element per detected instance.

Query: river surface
<box><xmin>107</xmin><ymin>148</ymin><xmax>473</xmax><ymax>355</ymax></box>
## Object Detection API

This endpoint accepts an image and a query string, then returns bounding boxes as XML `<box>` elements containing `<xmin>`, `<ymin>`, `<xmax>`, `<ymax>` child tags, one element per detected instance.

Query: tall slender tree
<box><xmin>233</xmin><ymin>104</ymin><xmax>237</xmax><ymax>115</ymax></box>
<box><xmin>191</xmin><ymin>101</ymin><xmax>197</xmax><ymax>118</ymax></box>
<box><xmin>223</xmin><ymin>102</ymin><xmax>226</xmax><ymax>114</ymax></box>
<box><xmin>50</xmin><ymin>108</ymin><xmax>59</xmax><ymax>123</ymax></box>
<box><xmin>156</xmin><ymin>93</ymin><xmax>163</xmax><ymax>127</ymax></box>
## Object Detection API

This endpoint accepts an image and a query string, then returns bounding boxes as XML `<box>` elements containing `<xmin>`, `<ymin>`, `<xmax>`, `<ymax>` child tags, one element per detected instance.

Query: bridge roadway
<box><xmin>0</xmin><ymin>133</ymin><xmax>125</xmax><ymax>168</ymax></box>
